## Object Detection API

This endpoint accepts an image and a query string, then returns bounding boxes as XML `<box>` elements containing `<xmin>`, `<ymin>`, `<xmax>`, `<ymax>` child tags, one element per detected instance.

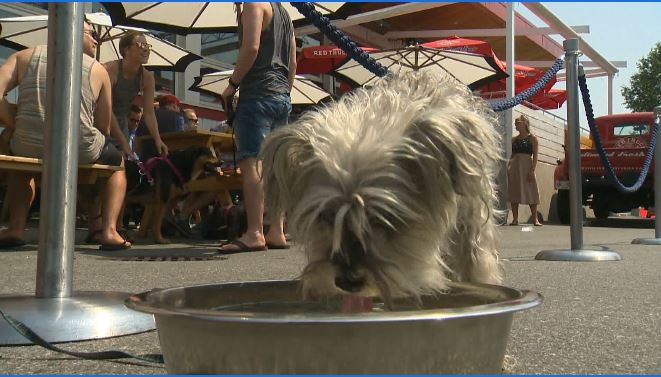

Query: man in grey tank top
<box><xmin>0</xmin><ymin>21</ymin><xmax>131</xmax><ymax>250</ymax></box>
<box><xmin>219</xmin><ymin>2</ymin><xmax>296</xmax><ymax>254</ymax></box>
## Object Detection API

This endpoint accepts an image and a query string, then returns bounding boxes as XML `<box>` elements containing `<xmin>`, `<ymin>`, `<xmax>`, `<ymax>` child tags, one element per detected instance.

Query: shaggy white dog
<box><xmin>260</xmin><ymin>72</ymin><xmax>504</xmax><ymax>305</ymax></box>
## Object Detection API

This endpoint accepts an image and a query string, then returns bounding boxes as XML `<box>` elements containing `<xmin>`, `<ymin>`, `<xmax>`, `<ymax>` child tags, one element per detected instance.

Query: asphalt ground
<box><xmin>0</xmin><ymin>218</ymin><xmax>659</xmax><ymax>374</ymax></box>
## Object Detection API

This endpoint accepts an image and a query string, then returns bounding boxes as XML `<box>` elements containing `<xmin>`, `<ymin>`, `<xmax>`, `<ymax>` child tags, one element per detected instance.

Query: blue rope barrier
<box><xmin>578</xmin><ymin>72</ymin><xmax>659</xmax><ymax>193</ymax></box>
<box><xmin>488</xmin><ymin>58</ymin><xmax>564</xmax><ymax>112</ymax></box>
<box><xmin>291</xmin><ymin>2</ymin><xmax>389</xmax><ymax>78</ymax></box>
<box><xmin>293</xmin><ymin>2</ymin><xmax>565</xmax><ymax>113</ymax></box>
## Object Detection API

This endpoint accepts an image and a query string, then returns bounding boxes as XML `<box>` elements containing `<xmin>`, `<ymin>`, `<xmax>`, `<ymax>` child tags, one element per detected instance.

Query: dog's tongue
<box><xmin>341</xmin><ymin>295</ymin><xmax>373</xmax><ymax>313</ymax></box>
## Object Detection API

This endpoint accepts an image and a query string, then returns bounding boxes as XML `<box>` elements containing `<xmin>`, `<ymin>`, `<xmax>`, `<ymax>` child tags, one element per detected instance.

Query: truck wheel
<box><xmin>557</xmin><ymin>190</ymin><xmax>570</xmax><ymax>224</ymax></box>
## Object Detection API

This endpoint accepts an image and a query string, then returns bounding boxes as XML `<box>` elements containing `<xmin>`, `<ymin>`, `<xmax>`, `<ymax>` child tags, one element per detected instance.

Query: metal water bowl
<box><xmin>126</xmin><ymin>280</ymin><xmax>541</xmax><ymax>374</ymax></box>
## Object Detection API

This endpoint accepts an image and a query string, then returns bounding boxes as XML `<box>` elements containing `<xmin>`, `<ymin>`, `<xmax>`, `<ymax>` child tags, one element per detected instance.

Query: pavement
<box><xmin>0</xmin><ymin>217</ymin><xmax>659</xmax><ymax>374</ymax></box>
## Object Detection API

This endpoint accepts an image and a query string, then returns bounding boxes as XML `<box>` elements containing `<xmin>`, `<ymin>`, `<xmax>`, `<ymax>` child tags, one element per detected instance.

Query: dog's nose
<box><xmin>334</xmin><ymin>273</ymin><xmax>365</xmax><ymax>293</ymax></box>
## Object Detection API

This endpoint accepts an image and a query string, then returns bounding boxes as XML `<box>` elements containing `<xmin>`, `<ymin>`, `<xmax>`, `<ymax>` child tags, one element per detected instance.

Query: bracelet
<box><xmin>228</xmin><ymin>78</ymin><xmax>240</xmax><ymax>89</ymax></box>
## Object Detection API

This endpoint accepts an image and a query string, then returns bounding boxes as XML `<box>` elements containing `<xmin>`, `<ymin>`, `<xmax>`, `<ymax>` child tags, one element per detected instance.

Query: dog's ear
<box><xmin>260</xmin><ymin>123</ymin><xmax>317</xmax><ymax>217</ymax></box>
<box><xmin>402</xmin><ymin>107</ymin><xmax>502</xmax><ymax>210</ymax></box>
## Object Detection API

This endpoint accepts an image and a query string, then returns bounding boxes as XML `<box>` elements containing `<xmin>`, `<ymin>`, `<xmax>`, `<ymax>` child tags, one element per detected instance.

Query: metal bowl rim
<box><xmin>125</xmin><ymin>279</ymin><xmax>543</xmax><ymax>324</ymax></box>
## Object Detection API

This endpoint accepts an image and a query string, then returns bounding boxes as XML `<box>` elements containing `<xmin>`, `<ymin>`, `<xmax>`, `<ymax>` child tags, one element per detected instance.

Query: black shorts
<box><xmin>94</xmin><ymin>140</ymin><xmax>123</xmax><ymax>166</ymax></box>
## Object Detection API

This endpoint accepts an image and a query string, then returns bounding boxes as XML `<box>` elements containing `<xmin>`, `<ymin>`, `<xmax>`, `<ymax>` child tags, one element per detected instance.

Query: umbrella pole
<box><xmin>0</xmin><ymin>3</ymin><xmax>154</xmax><ymax>346</ymax></box>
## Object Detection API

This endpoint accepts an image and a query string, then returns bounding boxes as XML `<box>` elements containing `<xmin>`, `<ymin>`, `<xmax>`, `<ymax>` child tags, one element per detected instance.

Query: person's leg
<box><xmin>264</xmin><ymin>94</ymin><xmax>291</xmax><ymax>248</ymax></box>
<box><xmin>0</xmin><ymin>172</ymin><xmax>36</xmax><ymax>242</ymax></box>
<box><xmin>265</xmin><ymin>212</ymin><xmax>287</xmax><ymax>247</ymax></box>
<box><xmin>94</xmin><ymin>141</ymin><xmax>131</xmax><ymax>247</ymax></box>
<box><xmin>530</xmin><ymin>204</ymin><xmax>542</xmax><ymax>226</ymax></box>
<box><xmin>510</xmin><ymin>202</ymin><xmax>519</xmax><ymax>225</ymax></box>
<box><xmin>97</xmin><ymin>169</ymin><xmax>131</xmax><ymax>247</ymax></box>
<box><xmin>219</xmin><ymin>97</ymin><xmax>270</xmax><ymax>252</ymax></box>
<box><xmin>220</xmin><ymin>157</ymin><xmax>266</xmax><ymax>251</ymax></box>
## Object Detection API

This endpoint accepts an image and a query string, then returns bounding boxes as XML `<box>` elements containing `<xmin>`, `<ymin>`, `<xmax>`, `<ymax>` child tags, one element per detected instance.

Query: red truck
<box><xmin>554</xmin><ymin>112</ymin><xmax>656</xmax><ymax>224</ymax></box>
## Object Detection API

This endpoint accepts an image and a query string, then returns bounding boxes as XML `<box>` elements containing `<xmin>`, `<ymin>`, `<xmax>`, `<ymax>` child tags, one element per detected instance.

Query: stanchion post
<box><xmin>565</xmin><ymin>39</ymin><xmax>584</xmax><ymax>250</ymax></box>
<box><xmin>632</xmin><ymin>106</ymin><xmax>661</xmax><ymax>245</ymax></box>
<box><xmin>535</xmin><ymin>38</ymin><xmax>621</xmax><ymax>261</ymax></box>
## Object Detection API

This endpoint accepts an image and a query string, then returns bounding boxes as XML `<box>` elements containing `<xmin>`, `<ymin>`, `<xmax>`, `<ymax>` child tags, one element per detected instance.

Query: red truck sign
<box><xmin>554</xmin><ymin>112</ymin><xmax>656</xmax><ymax>223</ymax></box>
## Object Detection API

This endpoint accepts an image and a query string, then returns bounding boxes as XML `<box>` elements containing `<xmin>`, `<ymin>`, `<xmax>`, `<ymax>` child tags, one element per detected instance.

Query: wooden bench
<box><xmin>0</xmin><ymin>154</ymin><xmax>123</xmax><ymax>185</ymax></box>
<box><xmin>184</xmin><ymin>173</ymin><xmax>244</xmax><ymax>192</ymax></box>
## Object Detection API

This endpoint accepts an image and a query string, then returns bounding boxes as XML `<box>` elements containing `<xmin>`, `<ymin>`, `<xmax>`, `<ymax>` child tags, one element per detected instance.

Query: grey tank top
<box><xmin>11</xmin><ymin>45</ymin><xmax>104</xmax><ymax>164</ymax></box>
<box><xmin>111</xmin><ymin>60</ymin><xmax>142</xmax><ymax>140</ymax></box>
<box><xmin>238</xmin><ymin>2</ymin><xmax>292</xmax><ymax>100</ymax></box>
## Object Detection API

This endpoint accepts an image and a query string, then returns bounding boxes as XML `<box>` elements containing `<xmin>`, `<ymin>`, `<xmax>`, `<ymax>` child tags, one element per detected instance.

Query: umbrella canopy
<box><xmin>525</xmin><ymin>88</ymin><xmax>567</xmax><ymax>110</ymax></box>
<box><xmin>0</xmin><ymin>12</ymin><xmax>201</xmax><ymax>71</ymax></box>
<box><xmin>102</xmin><ymin>2</ymin><xmax>353</xmax><ymax>35</ymax></box>
<box><xmin>298</xmin><ymin>36</ymin><xmax>501</xmax><ymax>76</ymax></box>
<box><xmin>189</xmin><ymin>70</ymin><xmax>331</xmax><ymax>107</ymax></box>
<box><xmin>423</xmin><ymin>35</ymin><xmax>499</xmax><ymax>57</ymax></box>
<box><xmin>476</xmin><ymin>63</ymin><xmax>557</xmax><ymax>97</ymax></box>
<box><xmin>297</xmin><ymin>45</ymin><xmax>378</xmax><ymax>75</ymax></box>
<box><xmin>333</xmin><ymin>41</ymin><xmax>508</xmax><ymax>90</ymax></box>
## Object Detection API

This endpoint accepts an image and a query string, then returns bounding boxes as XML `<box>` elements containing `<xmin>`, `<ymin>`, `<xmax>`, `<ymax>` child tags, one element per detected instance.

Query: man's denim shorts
<box><xmin>234</xmin><ymin>93</ymin><xmax>291</xmax><ymax>161</ymax></box>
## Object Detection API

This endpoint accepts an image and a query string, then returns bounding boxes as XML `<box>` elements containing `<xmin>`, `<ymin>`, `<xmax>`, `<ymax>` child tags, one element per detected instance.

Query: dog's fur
<box><xmin>260</xmin><ymin>72</ymin><xmax>504</xmax><ymax>304</ymax></box>
<box><xmin>125</xmin><ymin>146</ymin><xmax>219</xmax><ymax>244</ymax></box>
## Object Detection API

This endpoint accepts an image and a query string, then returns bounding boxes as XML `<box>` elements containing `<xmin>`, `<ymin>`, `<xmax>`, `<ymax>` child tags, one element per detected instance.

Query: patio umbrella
<box><xmin>189</xmin><ymin>70</ymin><xmax>332</xmax><ymax>107</ymax></box>
<box><xmin>102</xmin><ymin>2</ymin><xmax>354</xmax><ymax>35</ymax></box>
<box><xmin>332</xmin><ymin>41</ymin><xmax>508</xmax><ymax>90</ymax></box>
<box><xmin>297</xmin><ymin>44</ymin><xmax>378</xmax><ymax>74</ymax></box>
<box><xmin>525</xmin><ymin>88</ymin><xmax>567</xmax><ymax>110</ymax></box>
<box><xmin>0</xmin><ymin>12</ymin><xmax>201</xmax><ymax>71</ymax></box>
<box><xmin>476</xmin><ymin>63</ymin><xmax>557</xmax><ymax>98</ymax></box>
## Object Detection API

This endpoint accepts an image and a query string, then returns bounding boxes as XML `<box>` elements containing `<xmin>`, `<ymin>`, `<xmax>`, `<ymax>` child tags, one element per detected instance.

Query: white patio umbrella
<box><xmin>0</xmin><ymin>12</ymin><xmax>201</xmax><ymax>71</ymax></box>
<box><xmin>102</xmin><ymin>2</ymin><xmax>353</xmax><ymax>35</ymax></box>
<box><xmin>189</xmin><ymin>70</ymin><xmax>331</xmax><ymax>107</ymax></box>
<box><xmin>334</xmin><ymin>42</ymin><xmax>508</xmax><ymax>90</ymax></box>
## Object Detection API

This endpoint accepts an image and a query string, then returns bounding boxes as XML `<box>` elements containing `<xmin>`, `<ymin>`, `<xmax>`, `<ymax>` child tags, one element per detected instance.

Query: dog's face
<box><xmin>261</xmin><ymin>72</ymin><xmax>504</xmax><ymax>304</ymax></box>
<box><xmin>185</xmin><ymin>146</ymin><xmax>221</xmax><ymax>181</ymax></box>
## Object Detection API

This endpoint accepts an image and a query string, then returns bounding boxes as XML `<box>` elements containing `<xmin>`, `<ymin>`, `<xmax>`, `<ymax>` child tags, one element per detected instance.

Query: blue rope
<box><xmin>290</xmin><ymin>2</ymin><xmax>389</xmax><ymax>78</ymax></box>
<box><xmin>292</xmin><ymin>2</ymin><xmax>564</xmax><ymax>113</ymax></box>
<box><xmin>578</xmin><ymin>72</ymin><xmax>659</xmax><ymax>193</ymax></box>
<box><xmin>488</xmin><ymin>58</ymin><xmax>564</xmax><ymax>112</ymax></box>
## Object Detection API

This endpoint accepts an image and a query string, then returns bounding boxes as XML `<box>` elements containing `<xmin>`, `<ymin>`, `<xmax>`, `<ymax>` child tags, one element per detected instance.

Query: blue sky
<box><xmin>517</xmin><ymin>2</ymin><xmax>661</xmax><ymax>119</ymax></box>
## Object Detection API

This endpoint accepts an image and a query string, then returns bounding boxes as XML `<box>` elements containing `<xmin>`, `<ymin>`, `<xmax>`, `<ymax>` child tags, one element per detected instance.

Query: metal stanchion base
<box><xmin>631</xmin><ymin>237</ymin><xmax>661</xmax><ymax>245</ymax></box>
<box><xmin>0</xmin><ymin>291</ymin><xmax>155</xmax><ymax>345</ymax></box>
<box><xmin>535</xmin><ymin>248</ymin><xmax>622</xmax><ymax>261</ymax></box>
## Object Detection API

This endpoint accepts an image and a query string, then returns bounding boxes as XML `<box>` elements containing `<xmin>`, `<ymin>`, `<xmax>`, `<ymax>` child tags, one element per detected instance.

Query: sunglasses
<box><xmin>187</xmin><ymin>118</ymin><xmax>199</xmax><ymax>124</ymax></box>
<box><xmin>135</xmin><ymin>41</ymin><xmax>152</xmax><ymax>50</ymax></box>
<box><xmin>129</xmin><ymin>118</ymin><xmax>141</xmax><ymax>123</ymax></box>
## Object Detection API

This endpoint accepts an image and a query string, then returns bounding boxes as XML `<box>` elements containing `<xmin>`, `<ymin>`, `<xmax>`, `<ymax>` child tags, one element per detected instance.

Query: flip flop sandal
<box><xmin>266</xmin><ymin>242</ymin><xmax>290</xmax><ymax>250</ymax></box>
<box><xmin>218</xmin><ymin>239</ymin><xmax>267</xmax><ymax>254</ymax></box>
<box><xmin>118</xmin><ymin>229</ymin><xmax>135</xmax><ymax>243</ymax></box>
<box><xmin>99</xmin><ymin>239</ymin><xmax>131</xmax><ymax>251</ymax></box>
<box><xmin>0</xmin><ymin>237</ymin><xmax>27</xmax><ymax>249</ymax></box>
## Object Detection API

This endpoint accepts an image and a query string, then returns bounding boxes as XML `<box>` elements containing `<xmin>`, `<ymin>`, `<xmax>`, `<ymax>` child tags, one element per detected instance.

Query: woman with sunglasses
<box><xmin>103</xmin><ymin>31</ymin><xmax>168</xmax><ymax>159</ymax></box>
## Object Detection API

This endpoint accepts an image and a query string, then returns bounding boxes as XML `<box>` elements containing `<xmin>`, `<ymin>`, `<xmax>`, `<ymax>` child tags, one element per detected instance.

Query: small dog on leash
<box><xmin>260</xmin><ymin>72</ymin><xmax>504</xmax><ymax>305</ymax></box>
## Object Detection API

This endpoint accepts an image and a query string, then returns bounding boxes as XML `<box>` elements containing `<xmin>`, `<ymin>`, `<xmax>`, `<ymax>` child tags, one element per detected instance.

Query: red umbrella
<box><xmin>477</xmin><ymin>63</ymin><xmax>557</xmax><ymax>96</ymax></box>
<box><xmin>297</xmin><ymin>36</ymin><xmax>498</xmax><ymax>75</ymax></box>
<box><xmin>525</xmin><ymin>88</ymin><xmax>567</xmax><ymax>110</ymax></box>
<box><xmin>298</xmin><ymin>36</ymin><xmax>507</xmax><ymax>90</ymax></box>
<box><xmin>422</xmin><ymin>35</ymin><xmax>498</xmax><ymax>57</ymax></box>
<box><xmin>296</xmin><ymin>45</ymin><xmax>378</xmax><ymax>74</ymax></box>
<box><xmin>296</xmin><ymin>35</ymin><xmax>504</xmax><ymax>74</ymax></box>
